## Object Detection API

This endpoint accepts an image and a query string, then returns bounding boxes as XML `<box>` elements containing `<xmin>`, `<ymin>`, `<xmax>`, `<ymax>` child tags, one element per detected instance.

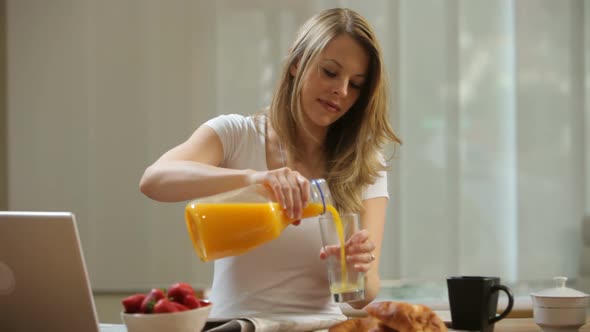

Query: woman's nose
<box><xmin>333</xmin><ymin>79</ymin><xmax>348</xmax><ymax>97</ymax></box>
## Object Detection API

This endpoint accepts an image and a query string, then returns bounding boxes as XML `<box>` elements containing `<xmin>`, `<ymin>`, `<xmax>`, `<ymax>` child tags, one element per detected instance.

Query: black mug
<box><xmin>447</xmin><ymin>276</ymin><xmax>514</xmax><ymax>332</ymax></box>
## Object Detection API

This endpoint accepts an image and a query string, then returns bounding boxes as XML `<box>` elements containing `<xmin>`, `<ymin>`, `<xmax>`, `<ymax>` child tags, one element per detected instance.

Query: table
<box><xmin>492</xmin><ymin>318</ymin><xmax>590</xmax><ymax>332</ymax></box>
<box><xmin>101</xmin><ymin>318</ymin><xmax>590</xmax><ymax>332</ymax></box>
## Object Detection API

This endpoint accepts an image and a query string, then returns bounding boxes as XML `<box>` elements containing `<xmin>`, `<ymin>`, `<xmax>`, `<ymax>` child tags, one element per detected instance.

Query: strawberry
<box><xmin>171</xmin><ymin>301</ymin><xmax>189</xmax><ymax>311</ymax></box>
<box><xmin>153</xmin><ymin>298</ymin><xmax>181</xmax><ymax>314</ymax></box>
<box><xmin>121</xmin><ymin>294</ymin><xmax>146</xmax><ymax>314</ymax></box>
<box><xmin>140</xmin><ymin>288</ymin><xmax>166</xmax><ymax>313</ymax></box>
<box><xmin>167</xmin><ymin>282</ymin><xmax>195</xmax><ymax>303</ymax></box>
<box><xmin>182</xmin><ymin>294</ymin><xmax>202</xmax><ymax>309</ymax></box>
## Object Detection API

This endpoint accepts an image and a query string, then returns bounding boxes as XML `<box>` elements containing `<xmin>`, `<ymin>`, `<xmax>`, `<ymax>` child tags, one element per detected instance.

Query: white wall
<box><xmin>6</xmin><ymin>0</ymin><xmax>218</xmax><ymax>290</ymax></box>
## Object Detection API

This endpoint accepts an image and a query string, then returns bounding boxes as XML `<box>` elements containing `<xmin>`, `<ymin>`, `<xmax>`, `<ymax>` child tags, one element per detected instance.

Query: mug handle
<box><xmin>488</xmin><ymin>284</ymin><xmax>514</xmax><ymax>324</ymax></box>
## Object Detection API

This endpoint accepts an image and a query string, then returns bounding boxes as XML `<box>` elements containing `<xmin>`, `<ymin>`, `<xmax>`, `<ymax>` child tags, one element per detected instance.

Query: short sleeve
<box><xmin>362</xmin><ymin>170</ymin><xmax>389</xmax><ymax>200</ymax></box>
<box><xmin>203</xmin><ymin>114</ymin><xmax>251</xmax><ymax>166</ymax></box>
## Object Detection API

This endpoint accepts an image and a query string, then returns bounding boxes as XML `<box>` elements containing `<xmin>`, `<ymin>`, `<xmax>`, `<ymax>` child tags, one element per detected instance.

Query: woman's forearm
<box><xmin>364</xmin><ymin>271</ymin><xmax>381</xmax><ymax>303</ymax></box>
<box><xmin>139</xmin><ymin>160</ymin><xmax>254</xmax><ymax>202</ymax></box>
<box><xmin>348</xmin><ymin>271</ymin><xmax>381</xmax><ymax>309</ymax></box>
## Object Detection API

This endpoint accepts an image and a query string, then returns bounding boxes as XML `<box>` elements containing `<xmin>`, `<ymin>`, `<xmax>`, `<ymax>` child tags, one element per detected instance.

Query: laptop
<box><xmin>0</xmin><ymin>211</ymin><xmax>126</xmax><ymax>332</ymax></box>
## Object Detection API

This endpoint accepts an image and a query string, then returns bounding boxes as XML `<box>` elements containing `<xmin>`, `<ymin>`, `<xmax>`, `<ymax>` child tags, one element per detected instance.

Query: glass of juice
<box><xmin>318</xmin><ymin>212</ymin><xmax>365</xmax><ymax>303</ymax></box>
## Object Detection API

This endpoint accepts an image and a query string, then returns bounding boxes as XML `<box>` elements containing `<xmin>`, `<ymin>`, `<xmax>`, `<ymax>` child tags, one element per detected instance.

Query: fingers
<box><xmin>264</xmin><ymin>168</ymin><xmax>309</xmax><ymax>220</ymax></box>
<box><xmin>319</xmin><ymin>247</ymin><xmax>327</xmax><ymax>260</ymax></box>
<box><xmin>275</xmin><ymin>172</ymin><xmax>298</xmax><ymax>219</ymax></box>
<box><xmin>346</xmin><ymin>252</ymin><xmax>376</xmax><ymax>272</ymax></box>
<box><xmin>287</xmin><ymin>172</ymin><xmax>303</xmax><ymax>219</ymax></box>
<box><xmin>297</xmin><ymin>174</ymin><xmax>310</xmax><ymax>209</ymax></box>
<box><xmin>321</xmin><ymin>248</ymin><xmax>377</xmax><ymax>272</ymax></box>
<box><xmin>323</xmin><ymin>244</ymin><xmax>341</xmax><ymax>257</ymax></box>
<box><xmin>320</xmin><ymin>244</ymin><xmax>344</xmax><ymax>260</ymax></box>
<box><xmin>321</xmin><ymin>229</ymin><xmax>377</xmax><ymax>272</ymax></box>
<box><xmin>344</xmin><ymin>230</ymin><xmax>374</xmax><ymax>254</ymax></box>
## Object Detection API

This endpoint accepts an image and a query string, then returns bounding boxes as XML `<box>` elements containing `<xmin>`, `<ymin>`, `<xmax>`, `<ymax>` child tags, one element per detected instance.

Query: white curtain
<box><xmin>6</xmin><ymin>0</ymin><xmax>589</xmax><ymax>291</ymax></box>
<box><xmin>395</xmin><ymin>0</ymin><xmax>588</xmax><ymax>284</ymax></box>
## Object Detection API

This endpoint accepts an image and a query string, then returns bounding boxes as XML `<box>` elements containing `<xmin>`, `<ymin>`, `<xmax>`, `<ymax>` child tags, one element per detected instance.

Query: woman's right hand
<box><xmin>248</xmin><ymin>167</ymin><xmax>310</xmax><ymax>223</ymax></box>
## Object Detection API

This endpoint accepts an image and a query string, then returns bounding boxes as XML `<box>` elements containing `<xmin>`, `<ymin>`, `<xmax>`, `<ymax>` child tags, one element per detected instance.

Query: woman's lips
<box><xmin>319</xmin><ymin>99</ymin><xmax>341</xmax><ymax>112</ymax></box>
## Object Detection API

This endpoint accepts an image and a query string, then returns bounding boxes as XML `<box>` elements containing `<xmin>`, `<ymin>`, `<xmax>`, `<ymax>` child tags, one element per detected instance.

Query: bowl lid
<box><xmin>531</xmin><ymin>276</ymin><xmax>589</xmax><ymax>298</ymax></box>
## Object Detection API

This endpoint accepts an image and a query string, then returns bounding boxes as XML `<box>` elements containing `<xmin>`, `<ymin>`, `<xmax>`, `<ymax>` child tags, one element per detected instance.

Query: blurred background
<box><xmin>1</xmin><ymin>0</ymin><xmax>589</xmax><ymax>322</ymax></box>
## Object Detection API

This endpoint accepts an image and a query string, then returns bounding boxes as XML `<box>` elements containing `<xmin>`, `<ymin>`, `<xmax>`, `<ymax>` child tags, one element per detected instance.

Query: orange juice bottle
<box><xmin>185</xmin><ymin>178</ymin><xmax>332</xmax><ymax>262</ymax></box>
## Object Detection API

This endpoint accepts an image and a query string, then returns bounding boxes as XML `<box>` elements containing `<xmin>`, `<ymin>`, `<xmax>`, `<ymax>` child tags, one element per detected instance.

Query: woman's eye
<box><xmin>349</xmin><ymin>82</ymin><xmax>362</xmax><ymax>90</ymax></box>
<box><xmin>322</xmin><ymin>68</ymin><xmax>337</xmax><ymax>77</ymax></box>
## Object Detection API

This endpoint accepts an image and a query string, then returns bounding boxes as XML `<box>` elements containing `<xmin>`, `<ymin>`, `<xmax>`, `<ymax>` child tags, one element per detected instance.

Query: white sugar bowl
<box><xmin>530</xmin><ymin>276</ymin><xmax>589</xmax><ymax>332</ymax></box>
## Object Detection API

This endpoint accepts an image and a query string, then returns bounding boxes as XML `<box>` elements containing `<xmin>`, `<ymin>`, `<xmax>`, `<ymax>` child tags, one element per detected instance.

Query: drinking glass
<box><xmin>319</xmin><ymin>213</ymin><xmax>365</xmax><ymax>303</ymax></box>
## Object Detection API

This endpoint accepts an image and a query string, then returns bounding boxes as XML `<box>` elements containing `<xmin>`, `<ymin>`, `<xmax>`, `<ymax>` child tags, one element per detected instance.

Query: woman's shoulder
<box><xmin>204</xmin><ymin>113</ymin><xmax>262</xmax><ymax>133</ymax></box>
<box><xmin>205</xmin><ymin>113</ymin><xmax>255</xmax><ymax>125</ymax></box>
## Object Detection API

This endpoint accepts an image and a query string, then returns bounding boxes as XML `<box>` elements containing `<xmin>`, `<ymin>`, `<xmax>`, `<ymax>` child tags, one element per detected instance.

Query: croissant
<box><xmin>329</xmin><ymin>301</ymin><xmax>448</xmax><ymax>332</ymax></box>
<box><xmin>329</xmin><ymin>316</ymin><xmax>395</xmax><ymax>332</ymax></box>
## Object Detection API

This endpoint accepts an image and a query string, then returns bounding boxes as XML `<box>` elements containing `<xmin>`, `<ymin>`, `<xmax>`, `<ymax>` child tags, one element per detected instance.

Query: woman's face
<box><xmin>294</xmin><ymin>34</ymin><xmax>370</xmax><ymax>132</ymax></box>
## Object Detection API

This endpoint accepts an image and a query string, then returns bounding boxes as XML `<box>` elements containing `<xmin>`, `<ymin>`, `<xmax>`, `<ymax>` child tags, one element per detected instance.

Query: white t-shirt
<box><xmin>203</xmin><ymin>114</ymin><xmax>389</xmax><ymax>321</ymax></box>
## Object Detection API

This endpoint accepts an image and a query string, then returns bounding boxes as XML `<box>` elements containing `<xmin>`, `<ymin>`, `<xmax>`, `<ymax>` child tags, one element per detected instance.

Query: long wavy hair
<box><xmin>268</xmin><ymin>8</ymin><xmax>401</xmax><ymax>214</ymax></box>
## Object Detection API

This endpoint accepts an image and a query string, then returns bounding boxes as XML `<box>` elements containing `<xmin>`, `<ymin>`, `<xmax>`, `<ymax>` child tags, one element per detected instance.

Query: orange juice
<box><xmin>185</xmin><ymin>199</ymin><xmax>354</xmax><ymax>296</ymax></box>
<box><xmin>185</xmin><ymin>202</ymin><xmax>328</xmax><ymax>262</ymax></box>
<box><xmin>330</xmin><ymin>281</ymin><xmax>364</xmax><ymax>294</ymax></box>
<box><xmin>183</xmin><ymin>179</ymin><xmax>359</xmax><ymax>299</ymax></box>
<box><xmin>325</xmin><ymin>205</ymin><xmax>348</xmax><ymax>287</ymax></box>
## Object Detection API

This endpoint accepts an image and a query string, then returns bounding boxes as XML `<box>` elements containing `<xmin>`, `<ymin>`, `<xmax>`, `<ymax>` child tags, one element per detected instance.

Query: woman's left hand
<box><xmin>319</xmin><ymin>229</ymin><xmax>377</xmax><ymax>272</ymax></box>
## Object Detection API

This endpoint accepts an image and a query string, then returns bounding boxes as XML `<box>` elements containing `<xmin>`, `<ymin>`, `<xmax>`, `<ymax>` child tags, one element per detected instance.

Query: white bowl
<box><xmin>533</xmin><ymin>306</ymin><xmax>587</xmax><ymax>332</ymax></box>
<box><xmin>121</xmin><ymin>304</ymin><xmax>212</xmax><ymax>332</ymax></box>
<box><xmin>531</xmin><ymin>277</ymin><xmax>589</xmax><ymax>332</ymax></box>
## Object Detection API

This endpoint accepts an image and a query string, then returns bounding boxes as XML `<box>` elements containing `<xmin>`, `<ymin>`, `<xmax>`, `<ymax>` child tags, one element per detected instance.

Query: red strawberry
<box><xmin>171</xmin><ymin>301</ymin><xmax>189</xmax><ymax>311</ymax></box>
<box><xmin>140</xmin><ymin>288</ymin><xmax>166</xmax><ymax>313</ymax></box>
<box><xmin>182</xmin><ymin>294</ymin><xmax>202</xmax><ymax>309</ymax></box>
<box><xmin>153</xmin><ymin>298</ymin><xmax>181</xmax><ymax>314</ymax></box>
<box><xmin>121</xmin><ymin>294</ymin><xmax>146</xmax><ymax>313</ymax></box>
<box><xmin>167</xmin><ymin>282</ymin><xmax>195</xmax><ymax>303</ymax></box>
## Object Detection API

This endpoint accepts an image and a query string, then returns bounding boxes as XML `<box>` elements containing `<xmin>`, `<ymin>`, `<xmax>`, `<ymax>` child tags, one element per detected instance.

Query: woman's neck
<box><xmin>289</xmin><ymin>128</ymin><xmax>327</xmax><ymax>179</ymax></box>
<box><xmin>295</xmin><ymin>127</ymin><xmax>326</xmax><ymax>160</ymax></box>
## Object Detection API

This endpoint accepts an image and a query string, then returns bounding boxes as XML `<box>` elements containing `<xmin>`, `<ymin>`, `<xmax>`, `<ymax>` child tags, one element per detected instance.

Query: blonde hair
<box><xmin>269</xmin><ymin>8</ymin><xmax>401</xmax><ymax>214</ymax></box>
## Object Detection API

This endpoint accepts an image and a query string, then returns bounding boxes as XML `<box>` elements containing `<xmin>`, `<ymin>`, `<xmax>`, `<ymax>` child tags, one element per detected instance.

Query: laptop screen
<box><xmin>0</xmin><ymin>211</ymin><xmax>101</xmax><ymax>332</ymax></box>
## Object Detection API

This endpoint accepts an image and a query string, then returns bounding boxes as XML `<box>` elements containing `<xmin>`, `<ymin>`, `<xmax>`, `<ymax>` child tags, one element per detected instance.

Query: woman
<box><xmin>140</xmin><ymin>7</ymin><xmax>400</xmax><ymax>323</ymax></box>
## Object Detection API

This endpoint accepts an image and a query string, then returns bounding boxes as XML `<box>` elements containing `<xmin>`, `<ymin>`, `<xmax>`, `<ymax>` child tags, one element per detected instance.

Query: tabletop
<box><xmin>100</xmin><ymin>317</ymin><xmax>590</xmax><ymax>332</ymax></box>
<box><xmin>491</xmin><ymin>318</ymin><xmax>590</xmax><ymax>332</ymax></box>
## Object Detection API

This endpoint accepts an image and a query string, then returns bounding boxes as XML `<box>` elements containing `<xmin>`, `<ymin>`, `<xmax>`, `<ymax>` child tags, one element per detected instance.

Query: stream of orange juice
<box><xmin>185</xmin><ymin>202</ymin><xmax>352</xmax><ymax>292</ymax></box>
<box><xmin>325</xmin><ymin>205</ymin><xmax>349</xmax><ymax>292</ymax></box>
